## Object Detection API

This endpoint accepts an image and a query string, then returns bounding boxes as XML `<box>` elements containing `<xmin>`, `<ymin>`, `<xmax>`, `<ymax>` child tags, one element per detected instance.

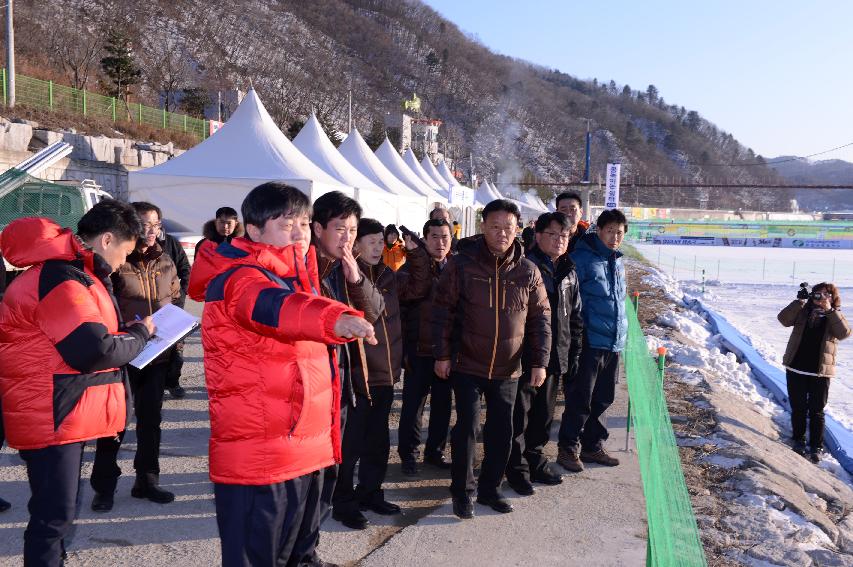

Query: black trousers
<box><xmin>316</xmin><ymin>392</ymin><xmax>348</xmax><ymax>548</ymax></box>
<box><xmin>164</xmin><ymin>341</ymin><xmax>184</xmax><ymax>390</ymax></box>
<box><xmin>20</xmin><ymin>441</ymin><xmax>85</xmax><ymax>567</ymax></box>
<box><xmin>333</xmin><ymin>385</ymin><xmax>394</xmax><ymax>513</ymax></box>
<box><xmin>558</xmin><ymin>348</ymin><xmax>620</xmax><ymax>453</ymax></box>
<box><xmin>214</xmin><ymin>470</ymin><xmax>324</xmax><ymax>567</ymax></box>
<box><xmin>449</xmin><ymin>372</ymin><xmax>518</xmax><ymax>499</ymax></box>
<box><xmin>397</xmin><ymin>351</ymin><xmax>452</xmax><ymax>463</ymax></box>
<box><xmin>91</xmin><ymin>363</ymin><xmax>168</xmax><ymax>494</ymax></box>
<box><xmin>506</xmin><ymin>372</ymin><xmax>559</xmax><ymax>483</ymax></box>
<box><xmin>786</xmin><ymin>369</ymin><xmax>830</xmax><ymax>452</ymax></box>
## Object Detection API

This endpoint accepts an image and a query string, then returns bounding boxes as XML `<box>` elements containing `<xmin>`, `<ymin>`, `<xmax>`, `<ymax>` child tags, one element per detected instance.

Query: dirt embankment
<box><xmin>627</xmin><ymin>259</ymin><xmax>853</xmax><ymax>567</ymax></box>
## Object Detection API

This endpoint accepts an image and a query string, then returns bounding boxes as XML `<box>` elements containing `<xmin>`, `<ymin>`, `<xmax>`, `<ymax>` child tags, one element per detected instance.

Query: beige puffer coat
<box><xmin>778</xmin><ymin>300</ymin><xmax>851</xmax><ymax>377</ymax></box>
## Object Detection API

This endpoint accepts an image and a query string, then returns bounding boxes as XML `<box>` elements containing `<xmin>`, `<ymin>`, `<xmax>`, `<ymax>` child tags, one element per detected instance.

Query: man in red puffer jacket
<box><xmin>0</xmin><ymin>200</ymin><xmax>153</xmax><ymax>567</ymax></box>
<box><xmin>188</xmin><ymin>182</ymin><xmax>376</xmax><ymax>567</ymax></box>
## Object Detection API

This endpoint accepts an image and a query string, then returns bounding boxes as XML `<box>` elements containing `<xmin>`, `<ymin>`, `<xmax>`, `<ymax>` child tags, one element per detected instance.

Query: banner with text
<box><xmin>605</xmin><ymin>163</ymin><xmax>621</xmax><ymax>209</ymax></box>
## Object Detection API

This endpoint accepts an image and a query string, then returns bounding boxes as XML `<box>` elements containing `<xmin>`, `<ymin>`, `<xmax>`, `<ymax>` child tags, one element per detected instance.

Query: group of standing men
<box><xmin>0</xmin><ymin>182</ymin><xmax>628</xmax><ymax>567</ymax></box>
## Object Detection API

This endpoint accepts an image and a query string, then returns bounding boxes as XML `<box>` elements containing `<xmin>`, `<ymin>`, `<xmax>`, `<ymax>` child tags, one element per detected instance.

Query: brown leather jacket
<box><xmin>778</xmin><ymin>300</ymin><xmax>851</xmax><ymax>377</ymax></box>
<box><xmin>112</xmin><ymin>242</ymin><xmax>181</xmax><ymax>365</ymax></box>
<box><xmin>317</xmin><ymin>253</ymin><xmax>384</xmax><ymax>402</ymax></box>
<box><xmin>432</xmin><ymin>236</ymin><xmax>551</xmax><ymax>380</ymax></box>
<box><xmin>398</xmin><ymin>247</ymin><xmax>450</xmax><ymax>357</ymax></box>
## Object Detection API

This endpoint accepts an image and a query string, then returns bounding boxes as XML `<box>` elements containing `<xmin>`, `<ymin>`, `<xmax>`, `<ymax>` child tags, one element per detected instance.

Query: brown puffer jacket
<box><xmin>352</xmin><ymin>260</ymin><xmax>402</xmax><ymax>391</ymax></box>
<box><xmin>398</xmin><ymin>247</ymin><xmax>449</xmax><ymax>357</ymax></box>
<box><xmin>317</xmin><ymin>253</ymin><xmax>384</xmax><ymax>402</ymax></box>
<box><xmin>112</xmin><ymin>242</ymin><xmax>181</xmax><ymax>364</ymax></box>
<box><xmin>778</xmin><ymin>300</ymin><xmax>851</xmax><ymax>377</ymax></box>
<box><xmin>432</xmin><ymin>235</ymin><xmax>551</xmax><ymax>380</ymax></box>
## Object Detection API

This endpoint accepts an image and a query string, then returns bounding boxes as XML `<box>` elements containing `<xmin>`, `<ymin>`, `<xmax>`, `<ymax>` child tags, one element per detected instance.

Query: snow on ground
<box><xmin>629</xmin><ymin>259</ymin><xmax>853</xmax><ymax>564</ymax></box>
<box><xmin>635</xmin><ymin>243</ymin><xmax>853</xmax><ymax>433</ymax></box>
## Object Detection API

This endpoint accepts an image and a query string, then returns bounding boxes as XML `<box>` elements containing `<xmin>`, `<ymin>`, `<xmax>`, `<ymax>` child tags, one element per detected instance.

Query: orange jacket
<box><xmin>188</xmin><ymin>238</ymin><xmax>359</xmax><ymax>485</ymax></box>
<box><xmin>381</xmin><ymin>241</ymin><xmax>407</xmax><ymax>271</ymax></box>
<box><xmin>0</xmin><ymin>218</ymin><xmax>148</xmax><ymax>450</ymax></box>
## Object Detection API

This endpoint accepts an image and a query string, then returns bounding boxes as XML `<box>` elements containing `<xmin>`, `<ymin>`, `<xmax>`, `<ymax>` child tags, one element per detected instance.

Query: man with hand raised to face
<box><xmin>188</xmin><ymin>182</ymin><xmax>376</xmax><ymax>567</ymax></box>
<box><xmin>310</xmin><ymin>191</ymin><xmax>384</xmax><ymax>543</ymax></box>
<box><xmin>432</xmin><ymin>199</ymin><xmax>551</xmax><ymax>520</ymax></box>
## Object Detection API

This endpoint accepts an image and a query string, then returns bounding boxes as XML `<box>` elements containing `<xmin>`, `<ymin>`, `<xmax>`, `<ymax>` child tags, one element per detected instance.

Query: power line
<box><xmin>691</xmin><ymin>140</ymin><xmax>853</xmax><ymax>167</ymax></box>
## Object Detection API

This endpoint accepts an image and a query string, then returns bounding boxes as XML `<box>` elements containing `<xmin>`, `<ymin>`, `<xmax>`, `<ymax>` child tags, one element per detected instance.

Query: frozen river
<box><xmin>634</xmin><ymin>243</ymin><xmax>853</xmax><ymax>431</ymax></box>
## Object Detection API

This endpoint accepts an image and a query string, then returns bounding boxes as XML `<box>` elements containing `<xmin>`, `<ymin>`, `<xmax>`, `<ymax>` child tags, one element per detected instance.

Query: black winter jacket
<box><xmin>525</xmin><ymin>246</ymin><xmax>583</xmax><ymax>375</ymax></box>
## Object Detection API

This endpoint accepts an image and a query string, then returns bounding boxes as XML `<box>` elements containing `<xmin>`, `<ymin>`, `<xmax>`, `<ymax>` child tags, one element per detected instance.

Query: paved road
<box><xmin>0</xmin><ymin>299</ymin><xmax>646</xmax><ymax>566</ymax></box>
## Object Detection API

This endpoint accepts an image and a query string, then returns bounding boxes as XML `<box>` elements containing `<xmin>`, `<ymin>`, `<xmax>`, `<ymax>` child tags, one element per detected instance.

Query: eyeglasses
<box><xmin>142</xmin><ymin>223</ymin><xmax>162</xmax><ymax>231</ymax></box>
<box><xmin>811</xmin><ymin>291</ymin><xmax>832</xmax><ymax>299</ymax></box>
<box><xmin>542</xmin><ymin>231</ymin><xmax>571</xmax><ymax>241</ymax></box>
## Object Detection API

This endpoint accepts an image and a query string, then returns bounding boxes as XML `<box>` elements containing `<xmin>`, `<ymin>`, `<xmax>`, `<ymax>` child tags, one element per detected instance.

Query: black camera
<box><xmin>797</xmin><ymin>282</ymin><xmax>810</xmax><ymax>300</ymax></box>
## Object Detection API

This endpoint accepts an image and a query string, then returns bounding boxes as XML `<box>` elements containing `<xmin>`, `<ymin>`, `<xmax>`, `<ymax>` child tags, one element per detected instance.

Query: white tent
<box><xmin>421</xmin><ymin>156</ymin><xmax>451</xmax><ymax>189</ymax></box>
<box><xmin>375</xmin><ymin>139</ymin><xmax>446</xmax><ymax>205</ymax></box>
<box><xmin>436</xmin><ymin>160</ymin><xmax>460</xmax><ymax>188</ymax></box>
<box><xmin>293</xmin><ymin>115</ymin><xmax>399</xmax><ymax>226</ymax></box>
<box><xmin>129</xmin><ymin>89</ymin><xmax>351</xmax><ymax>231</ymax></box>
<box><xmin>474</xmin><ymin>180</ymin><xmax>495</xmax><ymax>208</ymax></box>
<box><xmin>521</xmin><ymin>190</ymin><xmax>548</xmax><ymax>213</ymax></box>
<box><xmin>338</xmin><ymin>129</ymin><xmax>428</xmax><ymax>230</ymax></box>
<box><xmin>402</xmin><ymin>149</ymin><xmax>448</xmax><ymax>199</ymax></box>
<box><xmin>488</xmin><ymin>181</ymin><xmax>504</xmax><ymax>200</ymax></box>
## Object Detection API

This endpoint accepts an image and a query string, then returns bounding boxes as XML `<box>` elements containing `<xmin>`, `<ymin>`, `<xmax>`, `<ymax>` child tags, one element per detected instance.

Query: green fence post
<box><xmin>657</xmin><ymin>347</ymin><xmax>667</xmax><ymax>384</ymax></box>
<box><xmin>82</xmin><ymin>90</ymin><xmax>87</xmax><ymax>116</ymax></box>
<box><xmin>162</xmin><ymin>107</ymin><xmax>167</xmax><ymax>129</ymax></box>
<box><xmin>49</xmin><ymin>80</ymin><xmax>53</xmax><ymax>110</ymax></box>
<box><xmin>183</xmin><ymin>114</ymin><xmax>187</xmax><ymax>132</ymax></box>
<box><xmin>626</xmin><ymin>292</ymin><xmax>641</xmax><ymax>450</ymax></box>
<box><xmin>138</xmin><ymin>102</ymin><xmax>142</xmax><ymax>124</ymax></box>
<box><xmin>203</xmin><ymin>121</ymin><xmax>208</xmax><ymax>139</ymax></box>
<box><xmin>112</xmin><ymin>97</ymin><xmax>116</xmax><ymax>121</ymax></box>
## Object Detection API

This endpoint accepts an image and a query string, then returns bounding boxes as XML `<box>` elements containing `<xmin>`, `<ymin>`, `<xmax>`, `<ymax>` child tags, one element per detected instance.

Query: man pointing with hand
<box><xmin>432</xmin><ymin>199</ymin><xmax>551</xmax><ymax>520</ymax></box>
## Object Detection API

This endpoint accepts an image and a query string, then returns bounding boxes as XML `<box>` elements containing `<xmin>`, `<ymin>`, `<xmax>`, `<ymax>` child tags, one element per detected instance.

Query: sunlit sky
<box><xmin>423</xmin><ymin>0</ymin><xmax>853</xmax><ymax>163</ymax></box>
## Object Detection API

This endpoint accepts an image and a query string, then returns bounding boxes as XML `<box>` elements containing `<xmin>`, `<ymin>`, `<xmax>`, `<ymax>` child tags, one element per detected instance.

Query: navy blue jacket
<box><xmin>570</xmin><ymin>232</ymin><xmax>627</xmax><ymax>352</ymax></box>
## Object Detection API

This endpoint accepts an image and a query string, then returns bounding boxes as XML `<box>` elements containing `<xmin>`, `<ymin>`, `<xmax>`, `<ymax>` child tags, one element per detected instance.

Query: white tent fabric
<box><xmin>402</xmin><ymin>149</ymin><xmax>448</xmax><ymax>199</ymax></box>
<box><xmin>474</xmin><ymin>180</ymin><xmax>495</xmax><ymax>208</ymax></box>
<box><xmin>338</xmin><ymin>129</ymin><xmax>428</xmax><ymax>229</ymax></box>
<box><xmin>488</xmin><ymin>181</ymin><xmax>504</xmax><ymax>200</ymax></box>
<box><xmin>375</xmin><ymin>139</ymin><xmax>445</xmax><ymax>204</ymax></box>
<box><xmin>129</xmin><ymin>89</ymin><xmax>351</xmax><ymax>231</ymax></box>
<box><xmin>436</xmin><ymin>160</ymin><xmax>459</xmax><ymax>188</ymax></box>
<box><xmin>421</xmin><ymin>156</ymin><xmax>451</xmax><ymax>189</ymax></box>
<box><xmin>293</xmin><ymin>115</ymin><xmax>399</xmax><ymax>225</ymax></box>
<box><xmin>520</xmin><ymin>190</ymin><xmax>548</xmax><ymax>212</ymax></box>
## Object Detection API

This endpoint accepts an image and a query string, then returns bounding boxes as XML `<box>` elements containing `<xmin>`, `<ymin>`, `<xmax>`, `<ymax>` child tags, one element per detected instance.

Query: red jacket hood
<box><xmin>189</xmin><ymin>237</ymin><xmax>321</xmax><ymax>302</ymax></box>
<box><xmin>0</xmin><ymin>217</ymin><xmax>90</xmax><ymax>268</ymax></box>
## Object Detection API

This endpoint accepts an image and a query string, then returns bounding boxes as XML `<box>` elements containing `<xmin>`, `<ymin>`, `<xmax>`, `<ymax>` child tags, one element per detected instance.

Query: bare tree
<box><xmin>142</xmin><ymin>36</ymin><xmax>191</xmax><ymax>111</ymax></box>
<box><xmin>47</xmin><ymin>9</ymin><xmax>102</xmax><ymax>89</ymax></box>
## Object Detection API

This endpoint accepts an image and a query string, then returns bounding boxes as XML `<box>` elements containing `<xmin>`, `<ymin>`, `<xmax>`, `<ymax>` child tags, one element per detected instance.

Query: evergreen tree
<box><xmin>286</xmin><ymin>118</ymin><xmax>305</xmax><ymax>140</ymax></box>
<box><xmin>646</xmin><ymin>84</ymin><xmax>659</xmax><ymax>105</ymax></box>
<box><xmin>100</xmin><ymin>28</ymin><xmax>141</xmax><ymax>102</ymax></box>
<box><xmin>364</xmin><ymin>119</ymin><xmax>386</xmax><ymax>150</ymax></box>
<box><xmin>685</xmin><ymin>110</ymin><xmax>702</xmax><ymax>131</ymax></box>
<box><xmin>621</xmin><ymin>84</ymin><xmax>632</xmax><ymax>97</ymax></box>
<box><xmin>179</xmin><ymin>87</ymin><xmax>211</xmax><ymax>118</ymax></box>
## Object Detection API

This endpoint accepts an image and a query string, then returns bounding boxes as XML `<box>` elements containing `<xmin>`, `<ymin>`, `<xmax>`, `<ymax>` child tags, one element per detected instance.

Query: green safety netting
<box><xmin>0</xmin><ymin>168</ymin><xmax>87</xmax><ymax>230</ymax></box>
<box><xmin>624</xmin><ymin>298</ymin><xmax>707</xmax><ymax>566</ymax></box>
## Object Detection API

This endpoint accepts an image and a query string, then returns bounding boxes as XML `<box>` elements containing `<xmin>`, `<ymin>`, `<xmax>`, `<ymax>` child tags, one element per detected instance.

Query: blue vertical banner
<box><xmin>605</xmin><ymin>163</ymin><xmax>621</xmax><ymax>209</ymax></box>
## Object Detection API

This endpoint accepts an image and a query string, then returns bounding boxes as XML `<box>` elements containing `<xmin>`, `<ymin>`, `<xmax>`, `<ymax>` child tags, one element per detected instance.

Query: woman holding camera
<box><xmin>778</xmin><ymin>283</ymin><xmax>851</xmax><ymax>463</ymax></box>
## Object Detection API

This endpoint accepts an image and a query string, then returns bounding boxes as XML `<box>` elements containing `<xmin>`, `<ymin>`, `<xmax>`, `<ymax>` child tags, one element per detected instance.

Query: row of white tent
<box><xmin>128</xmin><ymin>89</ymin><xmax>549</xmax><ymax>233</ymax></box>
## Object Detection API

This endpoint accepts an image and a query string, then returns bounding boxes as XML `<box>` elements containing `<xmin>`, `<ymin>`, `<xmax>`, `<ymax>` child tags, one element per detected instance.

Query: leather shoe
<box><xmin>557</xmin><ymin>448</ymin><xmax>584</xmax><ymax>472</ymax></box>
<box><xmin>361</xmin><ymin>499</ymin><xmax>401</xmax><ymax>515</ymax></box>
<box><xmin>168</xmin><ymin>386</ymin><xmax>186</xmax><ymax>399</ymax></box>
<box><xmin>452</xmin><ymin>496</ymin><xmax>474</xmax><ymax>519</ymax></box>
<box><xmin>91</xmin><ymin>492</ymin><xmax>114</xmax><ymax>512</ymax></box>
<box><xmin>332</xmin><ymin>509</ymin><xmax>369</xmax><ymax>530</ymax></box>
<box><xmin>423</xmin><ymin>453</ymin><xmax>451</xmax><ymax>469</ymax></box>
<box><xmin>531</xmin><ymin>465</ymin><xmax>564</xmax><ymax>485</ymax></box>
<box><xmin>0</xmin><ymin>496</ymin><xmax>10</xmax><ymax>513</ymax></box>
<box><xmin>476</xmin><ymin>493</ymin><xmax>513</xmax><ymax>514</ymax></box>
<box><xmin>401</xmin><ymin>460</ymin><xmax>420</xmax><ymax>476</ymax></box>
<box><xmin>131</xmin><ymin>474</ymin><xmax>175</xmax><ymax>504</ymax></box>
<box><xmin>507</xmin><ymin>479</ymin><xmax>535</xmax><ymax>496</ymax></box>
<box><xmin>580</xmin><ymin>448</ymin><xmax>620</xmax><ymax>467</ymax></box>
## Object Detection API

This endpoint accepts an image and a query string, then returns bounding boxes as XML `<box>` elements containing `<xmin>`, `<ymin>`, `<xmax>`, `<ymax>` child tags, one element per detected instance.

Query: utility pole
<box><xmin>582</xmin><ymin>118</ymin><xmax>591</xmax><ymax>184</ymax></box>
<box><xmin>6</xmin><ymin>0</ymin><xmax>15</xmax><ymax>108</ymax></box>
<box><xmin>347</xmin><ymin>88</ymin><xmax>352</xmax><ymax>133</ymax></box>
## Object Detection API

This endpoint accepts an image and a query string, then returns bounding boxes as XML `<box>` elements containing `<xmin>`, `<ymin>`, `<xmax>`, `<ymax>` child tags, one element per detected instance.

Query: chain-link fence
<box><xmin>2</xmin><ymin>70</ymin><xmax>209</xmax><ymax>140</ymax></box>
<box><xmin>625</xmin><ymin>297</ymin><xmax>707</xmax><ymax>566</ymax></box>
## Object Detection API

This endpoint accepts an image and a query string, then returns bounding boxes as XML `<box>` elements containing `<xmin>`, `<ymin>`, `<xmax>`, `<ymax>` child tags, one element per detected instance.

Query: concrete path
<box><xmin>0</xmin><ymin>299</ymin><xmax>647</xmax><ymax>566</ymax></box>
